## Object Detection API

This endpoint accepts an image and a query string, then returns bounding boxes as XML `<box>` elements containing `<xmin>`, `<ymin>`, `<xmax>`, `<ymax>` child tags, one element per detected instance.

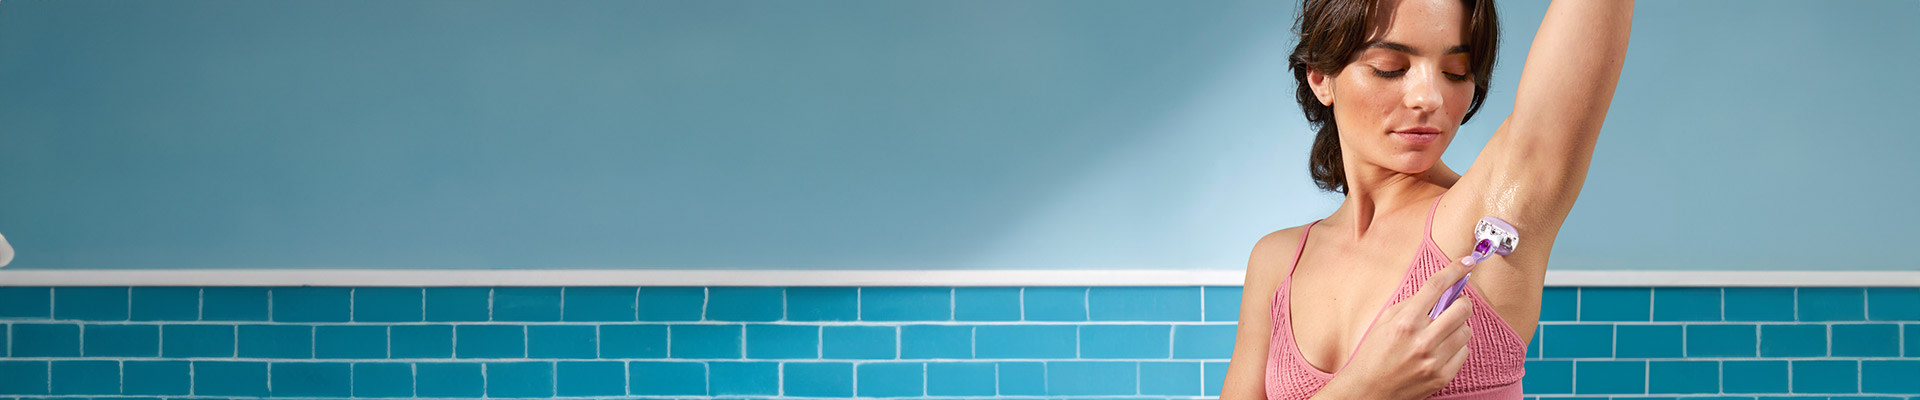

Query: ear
<box><xmin>1307</xmin><ymin>68</ymin><xmax>1336</xmax><ymax>106</ymax></box>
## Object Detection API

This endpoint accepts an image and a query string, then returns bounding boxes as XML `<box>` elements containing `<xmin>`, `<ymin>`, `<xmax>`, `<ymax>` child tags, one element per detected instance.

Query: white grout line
<box><xmin>1575</xmin><ymin>287</ymin><xmax>1583</xmax><ymax>322</ymax></box>
<box><xmin>1041</xmin><ymin>360</ymin><xmax>1049</xmax><ymax>394</ymax></box>
<box><xmin>345</xmin><ymin>360</ymin><xmax>356</xmax><ymax>397</ymax></box>
<box><xmin>1865</xmin><ymin>288</ymin><xmax>1874</xmax><ymax>319</ymax></box>
<box><xmin>1081</xmin><ymin>288</ymin><xmax>1090</xmax><ymax>321</ymax></box>
<box><xmin>1646</xmin><ymin>288</ymin><xmax>1656</xmax><ymax>321</ymax></box>
<box><xmin>1718</xmin><ymin>287</ymin><xmax>1726</xmax><ymax>322</ymax></box>
<box><xmin>1018</xmin><ymin>288</ymin><xmax>1027</xmax><ymax>322</ymax></box>
<box><xmin>40</xmin><ymin>361</ymin><xmax>50</xmax><ymax>394</ymax></box>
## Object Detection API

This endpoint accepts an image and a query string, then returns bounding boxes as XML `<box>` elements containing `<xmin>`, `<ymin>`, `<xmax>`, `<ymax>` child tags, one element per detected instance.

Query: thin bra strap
<box><xmin>1286</xmin><ymin>220</ymin><xmax>1321</xmax><ymax>276</ymax></box>
<box><xmin>1423</xmin><ymin>192</ymin><xmax>1446</xmax><ymax>236</ymax></box>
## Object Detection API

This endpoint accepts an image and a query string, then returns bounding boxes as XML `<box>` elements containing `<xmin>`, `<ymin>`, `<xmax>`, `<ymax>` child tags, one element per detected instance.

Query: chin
<box><xmin>1386</xmin><ymin>153</ymin><xmax>1445</xmax><ymax>175</ymax></box>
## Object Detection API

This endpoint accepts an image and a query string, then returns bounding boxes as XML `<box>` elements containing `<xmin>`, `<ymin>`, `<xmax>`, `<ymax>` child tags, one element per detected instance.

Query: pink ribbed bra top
<box><xmin>1266</xmin><ymin>194</ymin><xmax>1527</xmax><ymax>399</ymax></box>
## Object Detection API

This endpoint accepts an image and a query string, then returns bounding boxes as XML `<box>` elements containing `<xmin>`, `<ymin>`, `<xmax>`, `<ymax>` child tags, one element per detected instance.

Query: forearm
<box><xmin>1508</xmin><ymin>0</ymin><xmax>1634</xmax><ymax>142</ymax></box>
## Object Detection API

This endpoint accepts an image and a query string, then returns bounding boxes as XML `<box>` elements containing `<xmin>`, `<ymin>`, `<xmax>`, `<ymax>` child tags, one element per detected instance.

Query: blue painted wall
<box><xmin>1</xmin><ymin>0</ymin><xmax>1916</xmax><ymax>270</ymax></box>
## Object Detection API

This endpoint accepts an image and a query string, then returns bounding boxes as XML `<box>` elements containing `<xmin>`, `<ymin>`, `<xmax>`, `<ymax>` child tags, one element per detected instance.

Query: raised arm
<box><xmin>1443</xmin><ymin>0</ymin><xmax>1633</xmax><ymax>267</ymax></box>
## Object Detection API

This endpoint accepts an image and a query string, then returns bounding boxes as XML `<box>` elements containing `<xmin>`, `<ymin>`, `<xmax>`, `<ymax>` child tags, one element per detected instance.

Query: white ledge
<box><xmin>0</xmin><ymin>269</ymin><xmax>1916</xmax><ymax>287</ymax></box>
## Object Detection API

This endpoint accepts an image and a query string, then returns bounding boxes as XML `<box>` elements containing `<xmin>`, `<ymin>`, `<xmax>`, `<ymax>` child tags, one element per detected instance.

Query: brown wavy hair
<box><xmin>1290</xmin><ymin>0</ymin><xmax>1499</xmax><ymax>194</ymax></box>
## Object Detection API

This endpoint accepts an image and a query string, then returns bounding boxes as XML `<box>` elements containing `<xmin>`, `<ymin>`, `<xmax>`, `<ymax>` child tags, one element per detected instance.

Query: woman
<box><xmin>1221</xmin><ymin>0</ymin><xmax>1631</xmax><ymax>398</ymax></box>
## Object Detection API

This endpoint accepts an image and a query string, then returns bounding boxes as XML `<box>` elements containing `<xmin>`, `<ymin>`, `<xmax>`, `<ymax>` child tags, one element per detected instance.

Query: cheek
<box><xmin>1448</xmin><ymin>85</ymin><xmax>1476</xmax><ymax>119</ymax></box>
<box><xmin>1339</xmin><ymin>77</ymin><xmax>1400</xmax><ymax>125</ymax></box>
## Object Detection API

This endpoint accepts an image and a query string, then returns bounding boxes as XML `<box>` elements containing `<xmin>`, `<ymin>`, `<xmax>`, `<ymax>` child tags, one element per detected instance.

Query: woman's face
<box><xmin>1308</xmin><ymin>0</ymin><xmax>1476</xmax><ymax>178</ymax></box>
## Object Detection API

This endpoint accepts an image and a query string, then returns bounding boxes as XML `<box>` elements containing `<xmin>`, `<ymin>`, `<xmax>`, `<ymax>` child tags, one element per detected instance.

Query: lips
<box><xmin>1393</xmin><ymin>126</ymin><xmax>1441</xmax><ymax>134</ymax></box>
<box><xmin>1391</xmin><ymin>126</ymin><xmax>1442</xmax><ymax>144</ymax></box>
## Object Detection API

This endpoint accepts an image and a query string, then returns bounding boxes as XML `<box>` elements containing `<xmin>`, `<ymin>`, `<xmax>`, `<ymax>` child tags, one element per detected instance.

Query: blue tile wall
<box><xmin>130</xmin><ymin>288</ymin><xmax>198</xmax><ymax>322</ymax></box>
<box><xmin>353</xmin><ymin>288</ymin><xmax>422</xmax><ymax>323</ymax></box>
<box><xmin>954</xmin><ymin>287</ymin><xmax>1021</xmax><ymax>322</ymax></box>
<box><xmin>415</xmin><ymin>362</ymin><xmax>484</xmax><ymax>397</ymax></box>
<box><xmin>561</xmin><ymin>287</ymin><xmax>636</xmax><ymax>322</ymax></box>
<box><xmin>54</xmin><ymin>287</ymin><xmax>128</xmax><ymax>321</ymax></box>
<box><xmin>492</xmin><ymin>288</ymin><xmax>562</xmax><ymax>322</ymax></box>
<box><xmin>351</xmin><ymin>362</ymin><xmax>413</xmax><ymax>398</ymax></box>
<box><xmin>785</xmin><ymin>362</ymin><xmax>853</xmax><ymax>397</ymax></box>
<box><xmin>707</xmin><ymin>287</ymin><xmax>782</xmax><ymax>322</ymax></box>
<box><xmin>555</xmin><ymin>361</ymin><xmax>624</xmax><ymax>396</ymax></box>
<box><xmin>927</xmin><ymin>362</ymin><xmax>996</xmax><ymax>396</ymax></box>
<box><xmin>0</xmin><ymin>286</ymin><xmax>1913</xmax><ymax>399</ymax></box>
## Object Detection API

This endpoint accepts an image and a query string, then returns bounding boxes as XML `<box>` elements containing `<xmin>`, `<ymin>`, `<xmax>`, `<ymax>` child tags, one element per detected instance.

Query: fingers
<box><xmin>1436</xmin><ymin>306</ymin><xmax>1474</xmax><ymax>351</ymax></box>
<box><xmin>1441</xmin><ymin>328</ymin><xmax>1472</xmax><ymax>375</ymax></box>
<box><xmin>1405</xmin><ymin>257</ymin><xmax>1474</xmax><ymax>318</ymax></box>
<box><xmin>1431</xmin><ymin>313</ymin><xmax>1474</xmax><ymax>380</ymax></box>
<box><xmin>1422</xmin><ymin>293</ymin><xmax>1474</xmax><ymax>342</ymax></box>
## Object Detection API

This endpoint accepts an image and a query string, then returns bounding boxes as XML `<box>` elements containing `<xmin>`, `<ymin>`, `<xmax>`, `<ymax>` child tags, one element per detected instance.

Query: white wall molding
<box><xmin>1</xmin><ymin>269</ymin><xmax>1916</xmax><ymax>287</ymax></box>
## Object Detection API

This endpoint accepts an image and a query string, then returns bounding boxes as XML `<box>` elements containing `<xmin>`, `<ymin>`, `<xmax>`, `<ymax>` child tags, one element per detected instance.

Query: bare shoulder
<box><xmin>1244</xmin><ymin>225</ymin><xmax>1309</xmax><ymax>286</ymax></box>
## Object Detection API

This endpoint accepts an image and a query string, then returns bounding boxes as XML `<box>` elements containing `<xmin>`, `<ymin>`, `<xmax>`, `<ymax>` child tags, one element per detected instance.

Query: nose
<box><xmin>1404</xmin><ymin>66</ymin><xmax>1443</xmax><ymax>113</ymax></box>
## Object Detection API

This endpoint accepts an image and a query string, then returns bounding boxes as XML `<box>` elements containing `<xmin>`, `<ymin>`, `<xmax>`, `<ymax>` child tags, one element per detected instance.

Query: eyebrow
<box><xmin>1365</xmin><ymin>41</ymin><xmax>1470</xmax><ymax>56</ymax></box>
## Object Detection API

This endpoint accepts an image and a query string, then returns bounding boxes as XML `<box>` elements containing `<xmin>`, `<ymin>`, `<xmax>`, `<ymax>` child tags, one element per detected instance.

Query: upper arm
<box><xmin>1443</xmin><ymin>0</ymin><xmax>1633</xmax><ymax>266</ymax></box>
<box><xmin>1219</xmin><ymin>227</ymin><xmax>1303</xmax><ymax>400</ymax></box>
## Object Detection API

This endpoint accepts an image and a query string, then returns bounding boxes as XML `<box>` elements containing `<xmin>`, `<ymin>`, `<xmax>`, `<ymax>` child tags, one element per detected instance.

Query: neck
<box><xmin>1328</xmin><ymin>161</ymin><xmax>1459</xmax><ymax>240</ymax></box>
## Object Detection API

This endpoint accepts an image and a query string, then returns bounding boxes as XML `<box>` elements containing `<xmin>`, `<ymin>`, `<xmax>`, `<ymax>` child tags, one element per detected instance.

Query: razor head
<box><xmin>1474</xmin><ymin>217</ymin><xmax>1519</xmax><ymax>256</ymax></box>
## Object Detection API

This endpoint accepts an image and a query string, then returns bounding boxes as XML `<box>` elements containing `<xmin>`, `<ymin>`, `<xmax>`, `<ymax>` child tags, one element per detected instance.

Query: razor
<box><xmin>1427</xmin><ymin>217</ymin><xmax>1518</xmax><ymax>319</ymax></box>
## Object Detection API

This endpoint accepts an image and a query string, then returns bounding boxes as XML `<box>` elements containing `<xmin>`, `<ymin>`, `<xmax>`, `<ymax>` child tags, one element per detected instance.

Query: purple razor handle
<box><xmin>1428</xmin><ymin>217</ymin><xmax>1519</xmax><ymax>319</ymax></box>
